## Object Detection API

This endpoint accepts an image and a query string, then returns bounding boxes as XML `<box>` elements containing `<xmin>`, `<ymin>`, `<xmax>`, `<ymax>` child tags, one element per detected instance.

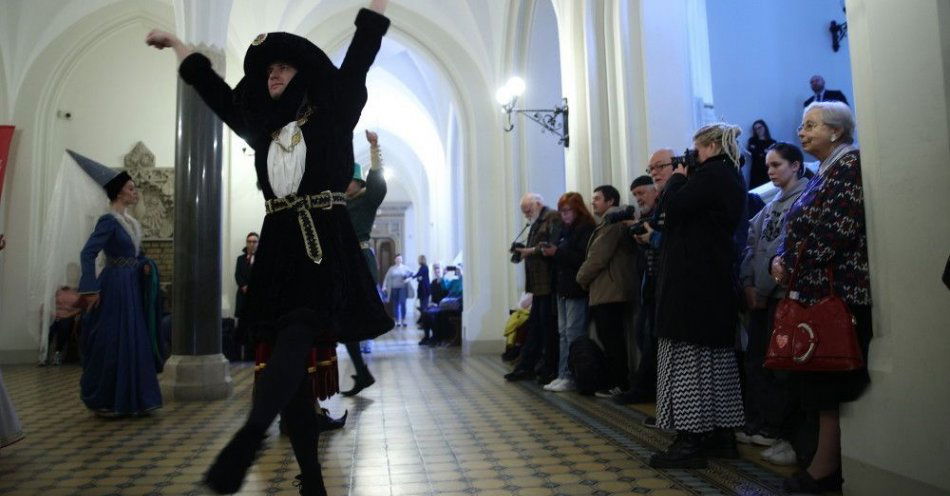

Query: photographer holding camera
<box><xmin>505</xmin><ymin>193</ymin><xmax>561</xmax><ymax>383</ymax></box>
<box><xmin>649</xmin><ymin>124</ymin><xmax>746</xmax><ymax>469</ymax></box>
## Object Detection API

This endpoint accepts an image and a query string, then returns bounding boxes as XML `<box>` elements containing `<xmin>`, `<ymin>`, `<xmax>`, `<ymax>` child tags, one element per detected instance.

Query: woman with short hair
<box><xmin>771</xmin><ymin>101</ymin><xmax>871</xmax><ymax>493</ymax></box>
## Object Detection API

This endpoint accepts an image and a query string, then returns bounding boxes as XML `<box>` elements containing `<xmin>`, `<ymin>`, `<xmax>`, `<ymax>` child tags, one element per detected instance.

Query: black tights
<box><xmin>247</xmin><ymin>323</ymin><xmax>321</xmax><ymax>475</ymax></box>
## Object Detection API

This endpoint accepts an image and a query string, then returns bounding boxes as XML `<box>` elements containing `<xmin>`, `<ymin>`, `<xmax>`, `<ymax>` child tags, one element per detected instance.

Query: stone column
<box><xmin>160</xmin><ymin>0</ymin><xmax>234</xmax><ymax>401</ymax></box>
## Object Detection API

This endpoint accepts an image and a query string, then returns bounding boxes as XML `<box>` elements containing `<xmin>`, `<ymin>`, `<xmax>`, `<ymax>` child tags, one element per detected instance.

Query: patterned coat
<box><xmin>778</xmin><ymin>149</ymin><xmax>871</xmax><ymax>306</ymax></box>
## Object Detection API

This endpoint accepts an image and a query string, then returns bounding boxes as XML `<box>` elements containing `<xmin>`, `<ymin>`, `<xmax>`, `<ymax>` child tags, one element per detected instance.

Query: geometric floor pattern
<box><xmin>0</xmin><ymin>327</ymin><xmax>812</xmax><ymax>495</ymax></box>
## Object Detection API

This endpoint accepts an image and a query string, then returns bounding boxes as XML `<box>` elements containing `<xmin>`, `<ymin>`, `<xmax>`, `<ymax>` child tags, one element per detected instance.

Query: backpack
<box><xmin>568</xmin><ymin>337</ymin><xmax>608</xmax><ymax>395</ymax></box>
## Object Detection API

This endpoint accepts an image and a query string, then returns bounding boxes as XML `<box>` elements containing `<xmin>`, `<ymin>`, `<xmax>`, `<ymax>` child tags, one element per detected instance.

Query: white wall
<box><xmin>842</xmin><ymin>0</ymin><xmax>950</xmax><ymax>494</ymax></box>
<box><xmin>1</xmin><ymin>17</ymin><xmax>177</xmax><ymax>361</ymax></box>
<box><xmin>705</xmin><ymin>0</ymin><xmax>855</xmax><ymax>150</ymax></box>
<box><xmin>522</xmin><ymin>0</ymin><xmax>566</xmax><ymax>204</ymax></box>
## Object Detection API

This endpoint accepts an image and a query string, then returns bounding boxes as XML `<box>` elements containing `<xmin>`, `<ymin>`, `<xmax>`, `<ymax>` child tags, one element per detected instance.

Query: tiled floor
<box><xmin>0</xmin><ymin>327</ymin><xmax>804</xmax><ymax>495</ymax></box>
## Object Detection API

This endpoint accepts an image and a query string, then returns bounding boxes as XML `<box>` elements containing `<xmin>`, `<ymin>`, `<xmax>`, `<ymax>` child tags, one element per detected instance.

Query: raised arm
<box><xmin>146</xmin><ymin>29</ymin><xmax>252</xmax><ymax>140</ymax></box>
<box><xmin>336</xmin><ymin>7</ymin><xmax>391</xmax><ymax>129</ymax></box>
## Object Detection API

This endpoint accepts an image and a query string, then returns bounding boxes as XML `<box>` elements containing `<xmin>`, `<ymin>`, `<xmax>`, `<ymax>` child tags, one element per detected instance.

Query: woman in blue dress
<box><xmin>75</xmin><ymin>152</ymin><xmax>162</xmax><ymax>417</ymax></box>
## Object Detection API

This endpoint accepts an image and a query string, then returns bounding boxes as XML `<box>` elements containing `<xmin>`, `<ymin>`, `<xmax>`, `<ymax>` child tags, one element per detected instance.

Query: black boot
<box><xmin>204</xmin><ymin>427</ymin><xmax>267</xmax><ymax>494</ymax></box>
<box><xmin>340</xmin><ymin>372</ymin><xmax>375</xmax><ymax>397</ymax></box>
<box><xmin>649</xmin><ymin>431</ymin><xmax>708</xmax><ymax>469</ymax></box>
<box><xmin>703</xmin><ymin>428</ymin><xmax>740</xmax><ymax>459</ymax></box>
<box><xmin>293</xmin><ymin>473</ymin><xmax>328</xmax><ymax>496</ymax></box>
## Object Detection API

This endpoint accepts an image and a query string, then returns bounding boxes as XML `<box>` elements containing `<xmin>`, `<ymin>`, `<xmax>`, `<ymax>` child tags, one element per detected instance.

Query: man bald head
<box><xmin>647</xmin><ymin>149</ymin><xmax>675</xmax><ymax>192</ymax></box>
<box><xmin>519</xmin><ymin>193</ymin><xmax>544</xmax><ymax>221</ymax></box>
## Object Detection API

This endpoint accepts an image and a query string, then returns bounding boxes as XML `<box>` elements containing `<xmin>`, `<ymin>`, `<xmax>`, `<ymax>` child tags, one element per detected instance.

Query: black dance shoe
<box><xmin>612</xmin><ymin>389</ymin><xmax>655</xmax><ymax>405</ymax></box>
<box><xmin>703</xmin><ymin>428</ymin><xmax>740</xmax><ymax>459</ymax></box>
<box><xmin>783</xmin><ymin>468</ymin><xmax>843</xmax><ymax>493</ymax></box>
<box><xmin>341</xmin><ymin>373</ymin><xmax>375</xmax><ymax>397</ymax></box>
<box><xmin>649</xmin><ymin>431</ymin><xmax>708</xmax><ymax>469</ymax></box>
<box><xmin>316</xmin><ymin>409</ymin><xmax>347</xmax><ymax>432</ymax></box>
<box><xmin>204</xmin><ymin>427</ymin><xmax>267</xmax><ymax>494</ymax></box>
<box><xmin>293</xmin><ymin>472</ymin><xmax>328</xmax><ymax>496</ymax></box>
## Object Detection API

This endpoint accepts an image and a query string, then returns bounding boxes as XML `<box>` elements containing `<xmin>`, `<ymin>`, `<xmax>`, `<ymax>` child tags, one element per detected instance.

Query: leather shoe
<box><xmin>204</xmin><ymin>427</ymin><xmax>267</xmax><ymax>494</ymax></box>
<box><xmin>783</xmin><ymin>468</ymin><xmax>843</xmax><ymax>493</ymax></box>
<box><xmin>504</xmin><ymin>369</ymin><xmax>535</xmax><ymax>382</ymax></box>
<box><xmin>341</xmin><ymin>373</ymin><xmax>375</xmax><ymax>397</ymax></box>
<box><xmin>649</xmin><ymin>431</ymin><xmax>708</xmax><ymax>469</ymax></box>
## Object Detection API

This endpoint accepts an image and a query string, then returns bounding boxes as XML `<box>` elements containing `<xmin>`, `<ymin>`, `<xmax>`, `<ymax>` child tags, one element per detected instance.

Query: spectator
<box><xmin>650</xmin><ymin>123</ymin><xmax>746</xmax><ymax>469</ymax></box>
<box><xmin>576</xmin><ymin>185</ymin><xmax>638</xmax><ymax>399</ymax></box>
<box><xmin>772</xmin><ymin>102</ymin><xmax>870</xmax><ymax>493</ymax></box>
<box><xmin>505</xmin><ymin>193</ymin><xmax>561</xmax><ymax>383</ymax></box>
<box><xmin>614</xmin><ymin>172</ymin><xmax>663</xmax><ymax>405</ymax></box>
<box><xmin>429</xmin><ymin>266</ymin><xmax>463</xmax><ymax>346</ymax></box>
<box><xmin>234</xmin><ymin>231</ymin><xmax>258</xmax><ymax>355</ymax></box>
<box><xmin>738</xmin><ymin>142</ymin><xmax>807</xmax><ymax>465</ymax></box>
<box><xmin>383</xmin><ymin>254</ymin><xmax>414</xmax><ymax>327</ymax></box>
<box><xmin>803</xmin><ymin>75</ymin><xmax>849</xmax><ymax>107</ymax></box>
<box><xmin>540</xmin><ymin>192</ymin><xmax>596</xmax><ymax>392</ymax></box>
<box><xmin>413</xmin><ymin>255</ymin><xmax>431</xmax><ymax>312</ymax></box>
<box><xmin>419</xmin><ymin>263</ymin><xmax>444</xmax><ymax>345</ymax></box>
<box><xmin>746</xmin><ymin>119</ymin><xmax>776</xmax><ymax>188</ymax></box>
<box><xmin>46</xmin><ymin>286</ymin><xmax>83</xmax><ymax>365</ymax></box>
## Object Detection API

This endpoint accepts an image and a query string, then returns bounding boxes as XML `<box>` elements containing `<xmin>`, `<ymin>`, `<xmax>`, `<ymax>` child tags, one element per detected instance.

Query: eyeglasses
<box><xmin>646</xmin><ymin>162</ymin><xmax>673</xmax><ymax>174</ymax></box>
<box><xmin>797</xmin><ymin>121</ymin><xmax>825</xmax><ymax>132</ymax></box>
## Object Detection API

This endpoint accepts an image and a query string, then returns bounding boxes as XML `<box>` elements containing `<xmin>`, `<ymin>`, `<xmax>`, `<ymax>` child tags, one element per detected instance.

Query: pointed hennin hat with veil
<box><xmin>66</xmin><ymin>149</ymin><xmax>131</xmax><ymax>201</ymax></box>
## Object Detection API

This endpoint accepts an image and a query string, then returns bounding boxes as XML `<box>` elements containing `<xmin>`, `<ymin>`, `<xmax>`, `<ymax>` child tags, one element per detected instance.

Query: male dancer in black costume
<box><xmin>342</xmin><ymin>129</ymin><xmax>388</xmax><ymax>396</ymax></box>
<box><xmin>146</xmin><ymin>1</ymin><xmax>394</xmax><ymax>494</ymax></box>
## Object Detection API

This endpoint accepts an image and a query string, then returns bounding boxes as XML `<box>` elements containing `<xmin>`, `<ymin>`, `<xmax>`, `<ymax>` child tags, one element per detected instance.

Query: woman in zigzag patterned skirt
<box><xmin>651</xmin><ymin>123</ymin><xmax>747</xmax><ymax>469</ymax></box>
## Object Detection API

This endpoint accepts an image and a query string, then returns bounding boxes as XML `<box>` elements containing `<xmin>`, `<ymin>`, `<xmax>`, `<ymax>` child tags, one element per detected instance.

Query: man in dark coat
<box><xmin>234</xmin><ymin>232</ymin><xmax>258</xmax><ymax>321</ymax></box>
<box><xmin>803</xmin><ymin>75</ymin><xmax>849</xmax><ymax>107</ymax></box>
<box><xmin>505</xmin><ymin>193</ymin><xmax>561</xmax><ymax>383</ymax></box>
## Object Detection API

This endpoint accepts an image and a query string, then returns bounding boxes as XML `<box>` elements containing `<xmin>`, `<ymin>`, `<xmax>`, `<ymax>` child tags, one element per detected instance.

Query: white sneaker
<box><xmin>760</xmin><ymin>441</ymin><xmax>780</xmax><ymax>459</ymax></box>
<box><xmin>546</xmin><ymin>379</ymin><xmax>576</xmax><ymax>392</ymax></box>
<box><xmin>543</xmin><ymin>378</ymin><xmax>566</xmax><ymax>391</ymax></box>
<box><xmin>735</xmin><ymin>430</ymin><xmax>754</xmax><ymax>444</ymax></box>
<box><xmin>751</xmin><ymin>433</ymin><xmax>778</xmax><ymax>446</ymax></box>
<box><xmin>764</xmin><ymin>441</ymin><xmax>797</xmax><ymax>466</ymax></box>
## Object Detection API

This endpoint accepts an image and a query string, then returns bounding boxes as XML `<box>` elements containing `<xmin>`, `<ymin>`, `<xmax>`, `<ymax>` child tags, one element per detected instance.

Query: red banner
<box><xmin>0</xmin><ymin>125</ymin><xmax>14</xmax><ymax>204</ymax></box>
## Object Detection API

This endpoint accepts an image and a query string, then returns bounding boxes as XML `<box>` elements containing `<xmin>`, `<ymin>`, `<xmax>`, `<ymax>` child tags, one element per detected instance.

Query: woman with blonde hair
<box><xmin>650</xmin><ymin>122</ymin><xmax>746</xmax><ymax>469</ymax></box>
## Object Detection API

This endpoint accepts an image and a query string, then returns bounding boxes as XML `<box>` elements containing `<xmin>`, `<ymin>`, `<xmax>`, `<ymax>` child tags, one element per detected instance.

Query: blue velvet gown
<box><xmin>78</xmin><ymin>213</ymin><xmax>162</xmax><ymax>415</ymax></box>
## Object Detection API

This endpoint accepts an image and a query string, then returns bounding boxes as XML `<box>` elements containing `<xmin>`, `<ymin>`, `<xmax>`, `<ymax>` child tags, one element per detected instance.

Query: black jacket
<box><xmin>552</xmin><ymin>221</ymin><xmax>595</xmax><ymax>299</ymax></box>
<box><xmin>803</xmin><ymin>89</ymin><xmax>849</xmax><ymax>107</ymax></box>
<box><xmin>234</xmin><ymin>250</ymin><xmax>253</xmax><ymax>317</ymax></box>
<box><xmin>654</xmin><ymin>154</ymin><xmax>745</xmax><ymax>347</ymax></box>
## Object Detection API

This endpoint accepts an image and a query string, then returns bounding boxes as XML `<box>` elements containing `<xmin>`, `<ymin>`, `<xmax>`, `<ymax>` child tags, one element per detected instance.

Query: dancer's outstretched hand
<box><xmin>146</xmin><ymin>29</ymin><xmax>193</xmax><ymax>61</ymax></box>
<box><xmin>145</xmin><ymin>29</ymin><xmax>178</xmax><ymax>49</ymax></box>
<box><xmin>369</xmin><ymin>0</ymin><xmax>389</xmax><ymax>14</ymax></box>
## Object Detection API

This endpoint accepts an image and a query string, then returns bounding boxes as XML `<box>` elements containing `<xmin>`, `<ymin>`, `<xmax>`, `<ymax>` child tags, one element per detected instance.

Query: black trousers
<box><xmin>591</xmin><ymin>302</ymin><xmax>629</xmax><ymax>391</ymax></box>
<box><xmin>343</xmin><ymin>341</ymin><xmax>370</xmax><ymax>378</ymax></box>
<box><xmin>246</xmin><ymin>323</ymin><xmax>322</xmax><ymax>475</ymax></box>
<box><xmin>744</xmin><ymin>300</ymin><xmax>797</xmax><ymax>437</ymax></box>
<box><xmin>630</xmin><ymin>296</ymin><xmax>657</xmax><ymax>396</ymax></box>
<box><xmin>515</xmin><ymin>294</ymin><xmax>556</xmax><ymax>374</ymax></box>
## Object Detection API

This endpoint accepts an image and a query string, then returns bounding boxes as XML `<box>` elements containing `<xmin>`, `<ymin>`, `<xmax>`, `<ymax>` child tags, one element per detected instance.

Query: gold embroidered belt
<box><xmin>265</xmin><ymin>191</ymin><xmax>348</xmax><ymax>264</ymax></box>
<box><xmin>106</xmin><ymin>256</ymin><xmax>138</xmax><ymax>268</ymax></box>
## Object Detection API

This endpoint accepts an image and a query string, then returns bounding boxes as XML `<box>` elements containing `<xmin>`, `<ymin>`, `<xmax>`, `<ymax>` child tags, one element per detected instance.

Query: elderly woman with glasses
<box><xmin>771</xmin><ymin>101</ymin><xmax>872</xmax><ymax>493</ymax></box>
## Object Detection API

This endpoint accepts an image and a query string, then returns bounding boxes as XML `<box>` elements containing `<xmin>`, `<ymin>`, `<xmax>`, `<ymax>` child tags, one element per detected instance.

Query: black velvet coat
<box><xmin>654</xmin><ymin>154</ymin><xmax>745</xmax><ymax>348</ymax></box>
<box><xmin>179</xmin><ymin>9</ymin><xmax>394</xmax><ymax>343</ymax></box>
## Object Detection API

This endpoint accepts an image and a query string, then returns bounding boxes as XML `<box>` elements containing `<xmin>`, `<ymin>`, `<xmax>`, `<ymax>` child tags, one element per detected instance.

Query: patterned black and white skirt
<box><xmin>655</xmin><ymin>338</ymin><xmax>745</xmax><ymax>433</ymax></box>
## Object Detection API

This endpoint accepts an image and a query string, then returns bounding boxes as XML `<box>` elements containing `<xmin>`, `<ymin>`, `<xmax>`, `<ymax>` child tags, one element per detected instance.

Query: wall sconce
<box><xmin>829</xmin><ymin>2</ymin><xmax>847</xmax><ymax>52</ymax></box>
<box><xmin>496</xmin><ymin>77</ymin><xmax>569</xmax><ymax>148</ymax></box>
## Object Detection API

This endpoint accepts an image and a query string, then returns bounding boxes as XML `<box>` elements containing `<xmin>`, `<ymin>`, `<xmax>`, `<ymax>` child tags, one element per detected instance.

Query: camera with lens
<box><xmin>510</xmin><ymin>242</ymin><xmax>526</xmax><ymax>263</ymax></box>
<box><xmin>603</xmin><ymin>205</ymin><xmax>638</xmax><ymax>225</ymax></box>
<box><xmin>628</xmin><ymin>220</ymin><xmax>649</xmax><ymax>237</ymax></box>
<box><xmin>670</xmin><ymin>148</ymin><xmax>699</xmax><ymax>174</ymax></box>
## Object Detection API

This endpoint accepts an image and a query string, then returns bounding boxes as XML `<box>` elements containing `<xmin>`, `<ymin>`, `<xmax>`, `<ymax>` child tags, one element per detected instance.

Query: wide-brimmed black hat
<box><xmin>242</xmin><ymin>32</ymin><xmax>334</xmax><ymax>80</ymax></box>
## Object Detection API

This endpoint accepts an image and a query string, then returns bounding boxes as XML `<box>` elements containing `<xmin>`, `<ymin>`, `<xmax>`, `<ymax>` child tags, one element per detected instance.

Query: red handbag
<box><xmin>764</xmin><ymin>252</ymin><xmax>864</xmax><ymax>371</ymax></box>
